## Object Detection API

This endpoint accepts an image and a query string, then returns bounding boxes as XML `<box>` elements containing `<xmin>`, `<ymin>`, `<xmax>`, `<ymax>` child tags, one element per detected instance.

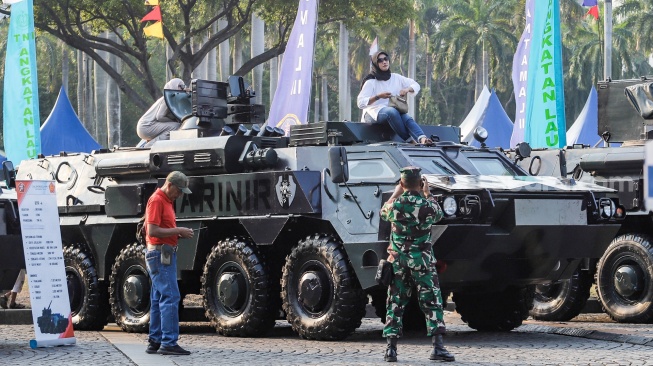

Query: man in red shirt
<box><xmin>144</xmin><ymin>171</ymin><xmax>194</xmax><ymax>355</ymax></box>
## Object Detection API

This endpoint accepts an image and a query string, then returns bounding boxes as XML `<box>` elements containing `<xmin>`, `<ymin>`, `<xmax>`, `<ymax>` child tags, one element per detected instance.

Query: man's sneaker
<box><xmin>145</xmin><ymin>340</ymin><xmax>160</xmax><ymax>354</ymax></box>
<box><xmin>158</xmin><ymin>344</ymin><xmax>191</xmax><ymax>355</ymax></box>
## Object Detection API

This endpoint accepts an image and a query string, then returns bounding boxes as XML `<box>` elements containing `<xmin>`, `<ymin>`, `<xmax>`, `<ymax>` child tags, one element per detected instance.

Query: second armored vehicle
<box><xmin>15</xmin><ymin>77</ymin><xmax>623</xmax><ymax>339</ymax></box>
<box><xmin>512</xmin><ymin>77</ymin><xmax>653</xmax><ymax>323</ymax></box>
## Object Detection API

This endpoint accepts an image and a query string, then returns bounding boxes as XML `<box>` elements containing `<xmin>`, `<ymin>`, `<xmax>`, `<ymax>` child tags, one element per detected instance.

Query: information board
<box><xmin>16</xmin><ymin>180</ymin><xmax>75</xmax><ymax>348</ymax></box>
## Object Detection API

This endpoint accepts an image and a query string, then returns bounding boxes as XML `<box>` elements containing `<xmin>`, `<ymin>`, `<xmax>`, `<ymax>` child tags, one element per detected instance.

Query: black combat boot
<box><xmin>384</xmin><ymin>336</ymin><xmax>398</xmax><ymax>362</ymax></box>
<box><xmin>429</xmin><ymin>334</ymin><xmax>455</xmax><ymax>362</ymax></box>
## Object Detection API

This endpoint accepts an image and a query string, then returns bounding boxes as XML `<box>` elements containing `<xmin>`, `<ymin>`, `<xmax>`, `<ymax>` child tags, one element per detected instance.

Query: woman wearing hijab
<box><xmin>137</xmin><ymin>78</ymin><xmax>187</xmax><ymax>147</ymax></box>
<box><xmin>357</xmin><ymin>51</ymin><xmax>433</xmax><ymax>145</ymax></box>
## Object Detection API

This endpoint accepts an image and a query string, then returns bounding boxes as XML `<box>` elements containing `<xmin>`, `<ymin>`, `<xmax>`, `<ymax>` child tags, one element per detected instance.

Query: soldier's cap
<box><xmin>166</xmin><ymin>171</ymin><xmax>192</xmax><ymax>194</ymax></box>
<box><xmin>400</xmin><ymin>166</ymin><xmax>422</xmax><ymax>179</ymax></box>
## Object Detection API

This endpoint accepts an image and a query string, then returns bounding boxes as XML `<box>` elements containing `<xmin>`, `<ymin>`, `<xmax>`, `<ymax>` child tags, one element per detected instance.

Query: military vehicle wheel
<box><xmin>64</xmin><ymin>243</ymin><xmax>110</xmax><ymax>330</ymax></box>
<box><xmin>109</xmin><ymin>243</ymin><xmax>150</xmax><ymax>333</ymax></box>
<box><xmin>530</xmin><ymin>266</ymin><xmax>592</xmax><ymax>321</ymax></box>
<box><xmin>596</xmin><ymin>234</ymin><xmax>653</xmax><ymax>323</ymax></box>
<box><xmin>454</xmin><ymin>286</ymin><xmax>534</xmax><ymax>331</ymax></box>
<box><xmin>281</xmin><ymin>235</ymin><xmax>366</xmax><ymax>340</ymax></box>
<box><xmin>201</xmin><ymin>238</ymin><xmax>275</xmax><ymax>337</ymax></box>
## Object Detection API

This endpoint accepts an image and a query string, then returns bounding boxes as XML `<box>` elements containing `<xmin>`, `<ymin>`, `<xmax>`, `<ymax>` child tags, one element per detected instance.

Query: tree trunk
<box><xmin>83</xmin><ymin>51</ymin><xmax>94</xmax><ymax>136</ymax></box>
<box><xmin>207</xmin><ymin>23</ymin><xmax>217</xmax><ymax>81</ymax></box>
<box><xmin>77</xmin><ymin>49</ymin><xmax>83</xmax><ymax>117</ymax></box>
<box><xmin>233</xmin><ymin>32</ymin><xmax>243</xmax><ymax>73</ymax></box>
<box><xmin>475</xmin><ymin>54</ymin><xmax>483</xmax><ymax>101</ymax></box>
<box><xmin>270</xmin><ymin>55</ymin><xmax>278</xmax><ymax>104</ymax></box>
<box><xmin>408</xmin><ymin>19</ymin><xmax>416</xmax><ymax>117</ymax></box>
<box><xmin>321</xmin><ymin>76</ymin><xmax>329</xmax><ymax>121</ymax></box>
<box><xmin>218</xmin><ymin>18</ymin><xmax>230</xmax><ymax>81</ymax></box>
<box><xmin>338</xmin><ymin>22</ymin><xmax>350</xmax><ymax>121</ymax></box>
<box><xmin>61</xmin><ymin>40</ymin><xmax>69</xmax><ymax>93</ymax></box>
<box><xmin>195</xmin><ymin>35</ymin><xmax>207</xmax><ymax>79</ymax></box>
<box><xmin>482</xmin><ymin>41</ymin><xmax>489</xmax><ymax>93</ymax></box>
<box><xmin>251</xmin><ymin>14</ymin><xmax>264</xmax><ymax>104</ymax></box>
<box><xmin>94</xmin><ymin>32</ymin><xmax>108</xmax><ymax>146</ymax></box>
<box><xmin>106</xmin><ymin>32</ymin><xmax>122</xmax><ymax>148</ymax></box>
<box><xmin>424</xmin><ymin>34</ymin><xmax>431</xmax><ymax>90</ymax></box>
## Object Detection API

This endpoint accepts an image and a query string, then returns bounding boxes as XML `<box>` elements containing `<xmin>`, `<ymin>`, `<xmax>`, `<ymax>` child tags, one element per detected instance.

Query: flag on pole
<box><xmin>582</xmin><ymin>0</ymin><xmax>599</xmax><ymax>20</ymax></box>
<box><xmin>369</xmin><ymin>37</ymin><xmax>378</xmax><ymax>56</ymax></box>
<box><xmin>141</xmin><ymin>6</ymin><xmax>162</xmax><ymax>22</ymax></box>
<box><xmin>510</xmin><ymin>0</ymin><xmax>535</xmax><ymax>148</ymax></box>
<box><xmin>266</xmin><ymin>0</ymin><xmax>318</xmax><ymax>134</ymax></box>
<box><xmin>143</xmin><ymin>21</ymin><xmax>164</xmax><ymax>39</ymax></box>
<box><xmin>586</xmin><ymin>6</ymin><xmax>599</xmax><ymax>20</ymax></box>
<box><xmin>524</xmin><ymin>0</ymin><xmax>566</xmax><ymax>148</ymax></box>
<box><xmin>144</xmin><ymin>0</ymin><xmax>159</xmax><ymax>5</ymax></box>
<box><xmin>3</xmin><ymin>0</ymin><xmax>41</xmax><ymax>164</ymax></box>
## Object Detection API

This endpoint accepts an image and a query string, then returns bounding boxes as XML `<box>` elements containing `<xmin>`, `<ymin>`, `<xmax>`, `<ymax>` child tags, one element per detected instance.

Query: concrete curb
<box><xmin>0</xmin><ymin>309</ymin><xmax>32</xmax><ymax>325</ymax></box>
<box><xmin>518</xmin><ymin>323</ymin><xmax>653</xmax><ymax>347</ymax></box>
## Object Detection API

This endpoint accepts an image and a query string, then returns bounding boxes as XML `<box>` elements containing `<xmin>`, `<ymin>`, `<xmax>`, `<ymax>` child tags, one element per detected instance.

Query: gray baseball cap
<box><xmin>166</xmin><ymin>171</ymin><xmax>192</xmax><ymax>194</ymax></box>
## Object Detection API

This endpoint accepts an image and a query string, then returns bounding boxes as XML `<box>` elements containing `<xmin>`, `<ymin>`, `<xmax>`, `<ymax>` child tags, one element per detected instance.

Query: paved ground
<box><xmin>3</xmin><ymin>311</ymin><xmax>653</xmax><ymax>366</ymax></box>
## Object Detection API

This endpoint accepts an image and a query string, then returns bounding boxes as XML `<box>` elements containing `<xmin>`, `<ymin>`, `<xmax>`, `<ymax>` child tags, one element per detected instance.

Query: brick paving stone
<box><xmin>4</xmin><ymin>311</ymin><xmax>653</xmax><ymax>365</ymax></box>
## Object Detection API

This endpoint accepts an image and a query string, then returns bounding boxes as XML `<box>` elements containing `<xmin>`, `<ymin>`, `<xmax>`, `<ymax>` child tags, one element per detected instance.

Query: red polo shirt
<box><xmin>145</xmin><ymin>188</ymin><xmax>178</xmax><ymax>246</ymax></box>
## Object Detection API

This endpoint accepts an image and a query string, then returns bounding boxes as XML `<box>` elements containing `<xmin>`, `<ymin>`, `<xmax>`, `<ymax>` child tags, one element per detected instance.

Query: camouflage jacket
<box><xmin>380</xmin><ymin>190</ymin><xmax>443</xmax><ymax>271</ymax></box>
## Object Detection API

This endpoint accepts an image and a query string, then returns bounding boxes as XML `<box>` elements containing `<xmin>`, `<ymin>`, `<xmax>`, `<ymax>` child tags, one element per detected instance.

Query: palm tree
<box><xmin>616</xmin><ymin>0</ymin><xmax>653</xmax><ymax>57</ymax></box>
<box><xmin>431</xmin><ymin>0</ymin><xmax>518</xmax><ymax>100</ymax></box>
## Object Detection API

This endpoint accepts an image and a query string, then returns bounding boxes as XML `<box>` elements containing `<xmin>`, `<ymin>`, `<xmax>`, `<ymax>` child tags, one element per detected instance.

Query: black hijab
<box><xmin>360</xmin><ymin>51</ymin><xmax>391</xmax><ymax>90</ymax></box>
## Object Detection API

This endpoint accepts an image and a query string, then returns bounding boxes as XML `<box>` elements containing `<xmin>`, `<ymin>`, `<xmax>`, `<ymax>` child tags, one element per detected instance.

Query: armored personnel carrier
<box><xmin>510</xmin><ymin>77</ymin><xmax>653</xmax><ymax>323</ymax></box>
<box><xmin>14</xmin><ymin>77</ymin><xmax>622</xmax><ymax>340</ymax></box>
<box><xmin>0</xmin><ymin>164</ymin><xmax>24</xmax><ymax>291</ymax></box>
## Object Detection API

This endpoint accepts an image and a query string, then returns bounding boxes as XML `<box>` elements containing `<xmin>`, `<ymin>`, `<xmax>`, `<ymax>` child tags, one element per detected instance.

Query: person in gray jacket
<box><xmin>137</xmin><ymin>78</ymin><xmax>186</xmax><ymax>147</ymax></box>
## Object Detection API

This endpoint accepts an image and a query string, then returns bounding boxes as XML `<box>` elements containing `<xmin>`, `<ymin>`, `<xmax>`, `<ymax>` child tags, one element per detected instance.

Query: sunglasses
<box><xmin>378</xmin><ymin>57</ymin><xmax>389</xmax><ymax>62</ymax></box>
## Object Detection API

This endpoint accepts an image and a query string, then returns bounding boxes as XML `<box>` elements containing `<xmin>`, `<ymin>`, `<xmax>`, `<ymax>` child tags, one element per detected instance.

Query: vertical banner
<box><xmin>266</xmin><ymin>0</ymin><xmax>318</xmax><ymax>134</ymax></box>
<box><xmin>3</xmin><ymin>0</ymin><xmax>41</xmax><ymax>165</ymax></box>
<box><xmin>524</xmin><ymin>0</ymin><xmax>566</xmax><ymax>148</ymax></box>
<box><xmin>510</xmin><ymin>0</ymin><xmax>534</xmax><ymax>148</ymax></box>
<box><xmin>16</xmin><ymin>180</ymin><xmax>75</xmax><ymax>349</ymax></box>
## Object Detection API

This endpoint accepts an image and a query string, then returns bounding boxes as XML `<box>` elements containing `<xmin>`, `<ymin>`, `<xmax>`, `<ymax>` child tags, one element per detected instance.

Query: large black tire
<box><xmin>64</xmin><ymin>243</ymin><xmax>110</xmax><ymax>330</ymax></box>
<box><xmin>281</xmin><ymin>234</ymin><xmax>366</xmax><ymax>340</ymax></box>
<box><xmin>530</xmin><ymin>266</ymin><xmax>593</xmax><ymax>321</ymax></box>
<box><xmin>454</xmin><ymin>286</ymin><xmax>534</xmax><ymax>331</ymax></box>
<box><xmin>109</xmin><ymin>243</ymin><xmax>150</xmax><ymax>333</ymax></box>
<box><xmin>596</xmin><ymin>234</ymin><xmax>653</xmax><ymax>323</ymax></box>
<box><xmin>201</xmin><ymin>238</ymin><xmax>276</xmax><ymax>337</ymax></box>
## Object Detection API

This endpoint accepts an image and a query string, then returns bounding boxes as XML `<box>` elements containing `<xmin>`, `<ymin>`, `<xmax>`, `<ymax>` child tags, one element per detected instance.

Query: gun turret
<box><xmin>166</xmin><ymin>77</ymin><xmax>265</xmax><ymax>139</ymax></box>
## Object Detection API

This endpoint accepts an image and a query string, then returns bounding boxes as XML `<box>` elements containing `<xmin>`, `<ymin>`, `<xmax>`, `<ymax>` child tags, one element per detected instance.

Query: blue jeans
<box><xmin>146</xmin><ymin>249</ymin><xmax>180</xmax><ymax>347</ymax></box>
<box><xmin>366</xmin><ymin>107</ymin><xmax>426</xmax><ymax>142</ymax></box>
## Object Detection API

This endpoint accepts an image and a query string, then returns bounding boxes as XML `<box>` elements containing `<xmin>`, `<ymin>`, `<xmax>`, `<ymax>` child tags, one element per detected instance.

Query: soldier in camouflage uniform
<box><xmin>380</xmin><ymin>166</ymin><xmax>455</xmax><ymax>362</ymax></box>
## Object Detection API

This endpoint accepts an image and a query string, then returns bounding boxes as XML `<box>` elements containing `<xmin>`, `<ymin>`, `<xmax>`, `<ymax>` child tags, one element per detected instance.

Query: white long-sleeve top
<box><xmin>357</xmin><ymin>73</ymin><xmax>420</xmax><ymax>121</ymax></box>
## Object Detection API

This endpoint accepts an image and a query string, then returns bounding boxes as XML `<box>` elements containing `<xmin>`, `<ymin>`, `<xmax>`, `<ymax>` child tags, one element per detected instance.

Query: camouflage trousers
<box><xmin>382</xmin><ymin>261</ymin><xmax>446</xmax><ymax>337</ymax></box>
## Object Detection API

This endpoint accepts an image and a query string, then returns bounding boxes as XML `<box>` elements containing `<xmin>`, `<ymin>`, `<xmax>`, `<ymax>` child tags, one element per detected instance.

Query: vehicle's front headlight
<box><xmin>599</xmin><ymin>198</ymin><xmax>616</xmax><ymax>218</ymax></box>
<box><xmin>442</xmin><ymin>196</ymin><xmax>457</xmax><ymax>216</ymax></box>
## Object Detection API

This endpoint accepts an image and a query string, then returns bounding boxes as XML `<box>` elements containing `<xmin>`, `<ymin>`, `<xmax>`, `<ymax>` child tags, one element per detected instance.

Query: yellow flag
<box><xmin>144</xmin><ymin>0</ymin><xmax>159</xmax><ymax>5</ymax></box>
<box><xmin>143</xmin><ymin>21</ymin><xmax>163</xmax><ymax>39</ymax></box>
